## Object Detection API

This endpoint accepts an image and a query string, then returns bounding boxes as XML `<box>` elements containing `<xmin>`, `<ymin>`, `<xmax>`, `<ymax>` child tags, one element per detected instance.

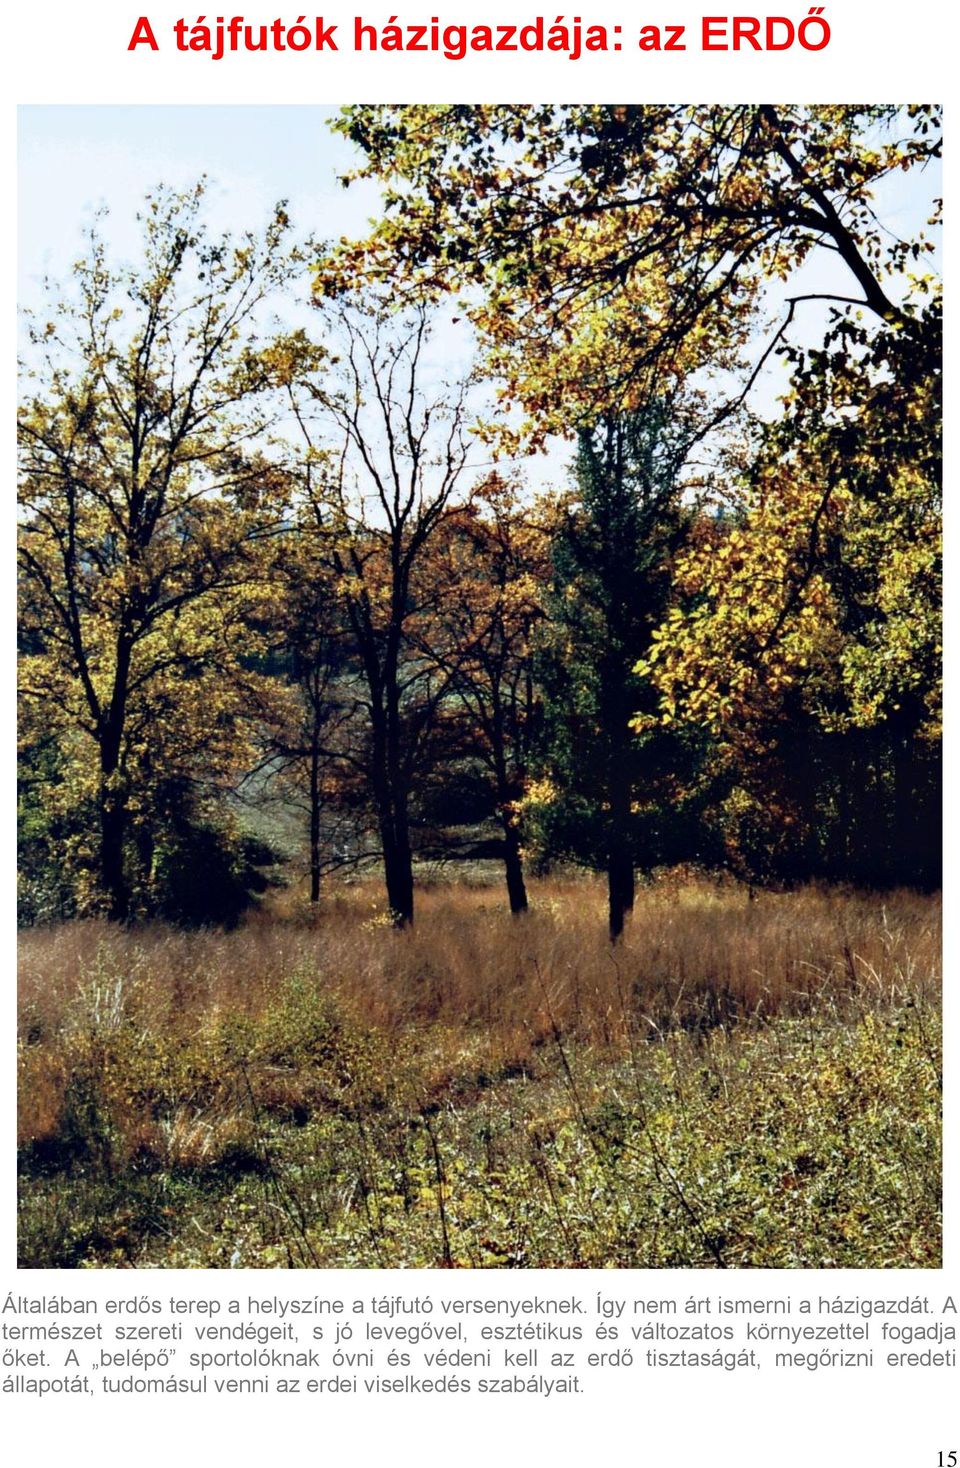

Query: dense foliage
<box><xmin>19</xmin><ymin>107</ymin><xmax>940</xmax><ymax>923</ymax></box>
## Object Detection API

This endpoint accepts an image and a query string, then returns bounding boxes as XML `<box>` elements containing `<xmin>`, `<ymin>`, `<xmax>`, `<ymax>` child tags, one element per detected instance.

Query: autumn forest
<box><xmin>17</xmin><ymin>105</ymin><xmax>941</xmax><ymax>1268</ymax></box>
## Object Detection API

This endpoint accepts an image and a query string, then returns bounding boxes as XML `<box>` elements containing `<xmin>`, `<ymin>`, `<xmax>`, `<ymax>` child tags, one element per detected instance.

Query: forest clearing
<box><xmin>18</xmin><ymin>876</ymin><xmax>941</xmax><ymax>1268</ymax></box>
<box><xmin>18</xmin><ymin>105</ymin><xmax>941</xmax><ymax>1267</ymax></box>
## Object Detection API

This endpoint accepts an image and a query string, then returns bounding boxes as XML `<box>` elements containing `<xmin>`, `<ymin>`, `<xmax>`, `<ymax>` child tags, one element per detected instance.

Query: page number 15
<box><xmin>938</xmin><ymin>1454</ymin><xmax>957</xmax><ymax>1466</ymax></box>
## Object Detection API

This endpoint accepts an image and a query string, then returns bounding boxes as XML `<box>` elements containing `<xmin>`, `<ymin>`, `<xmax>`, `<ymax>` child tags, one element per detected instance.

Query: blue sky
<box><xmin>18</xmin><ymin>105</ymin><xmax>521</xmax><ymax>481</ymax></box>
<box><xmin>19</xmin><ymin>106</ymin><xmax>381</xmax><ymax>295</ymax></box>
<box><xmin>18</xmin><ymin>104</ymin><xmax>941</xmax><ymax>489</ymax></box>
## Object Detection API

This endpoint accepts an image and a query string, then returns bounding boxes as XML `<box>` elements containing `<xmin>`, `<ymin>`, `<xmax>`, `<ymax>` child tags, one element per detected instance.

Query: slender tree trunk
<box><xmin>603</xmin><ymin>665</ymin><xmax>635</xmax><ymax>943</ymax></box>
<box><xmin>492</xmin><ymin>721</ymin><xmax>529</xmax><ymax>913</ymax></box>
<box><xmin>384</xmin><ymin>658</ymin><xmax>415</xmax><ymax>927</ymax></box>
<box><xmin>309</xmin><ymin>739</ymin><xmax>322</xmax><ymax>903</ymax></box>
<box><xmin>501</xmin><ymin>814</ymin><xmax>529</xmax><ymax>915</ymax></box>
<box><xmin>382</xmin><ymin>822</ymin><xmax>415</xmax><ymax>927</ymax></box>
<box><xmin>99</xmin><ymin>770</ymin><xmax>129</xmax><ymax>922</ymax></box>
<box><xmin>99</xmin><ymin>627</ymin><xmax>133</xmax><ymax>921</ymax></box>
<box><xmin>371</xmin><ymin>719</ymin><xmax>415</xmax><ymax>926</ymax></box>
<box><xmin>607</xmin><ymin>807</ymin><xmax>634</xmax><ymax>943</ymax></box>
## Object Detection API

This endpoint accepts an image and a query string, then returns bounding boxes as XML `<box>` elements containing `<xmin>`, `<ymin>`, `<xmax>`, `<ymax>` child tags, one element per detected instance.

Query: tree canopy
<box><xmin>325</xmin><ymin>104</ymin><xmax>940</xmax><ymax>436</ymax></box>
<box><xmin>18</xmin><ymin>108</ymin><xmax>941</xmax><ymax>927</ymax></box>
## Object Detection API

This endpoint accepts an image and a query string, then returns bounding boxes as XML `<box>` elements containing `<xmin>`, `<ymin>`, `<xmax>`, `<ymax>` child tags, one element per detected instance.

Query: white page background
<box><xmin>3</xmin><ymin>4</ymin><xmax>954</xmax><ymax>1464</ymax></box>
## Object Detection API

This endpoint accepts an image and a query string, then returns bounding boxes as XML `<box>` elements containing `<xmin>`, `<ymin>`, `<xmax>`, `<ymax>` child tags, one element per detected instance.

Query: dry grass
<box><xmin>17</xmin><ymin>874</ymin><xmax>941</xmax><ymax>1268</ymax></box>
<box><xmin>20</xmin><ymin>873</ymin><xmax>938</xmax><ymax>1056</ymax></box>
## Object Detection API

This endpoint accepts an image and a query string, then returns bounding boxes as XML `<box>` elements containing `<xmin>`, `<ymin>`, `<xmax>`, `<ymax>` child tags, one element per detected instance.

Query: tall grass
<box><xmin>17</xmin><ymin>875</ymin><xmax>941</xmax><ymax>1269</ymax></box>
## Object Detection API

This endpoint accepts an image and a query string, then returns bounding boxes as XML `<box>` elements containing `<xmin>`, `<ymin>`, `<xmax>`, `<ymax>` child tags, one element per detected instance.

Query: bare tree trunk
<box><xmin>605</xmin><ymin>673</ymin><xmax>635</xmax><ymax>943</ymax></box>
<box><xmin>381</xmin><ymin>823</ymin><xmax>415</xmax><ymax>927</ymax></box>
<box><xmin>99</xmin><ymin>676</ymin><xmax>130</xmax><ymax>922</ymax></box>
<box><xmin>309</xmin><ymin>739</ymin><xmax>322</xmax><ymax>903</ymax></box>
<box><xmin>370</xmin><ymin>711</ymin><xmax>416</xmax><ymax>927</ymax></box>
<box><xmin>607</xmin><ymin>785</ymin><xmax>634</xmax><ymax>942</ymax></box>
<box><xmin>98</xmin><ymin>624</ymin><xmax>134</xmax><ymax>921</ymax></box>
<box><xmin>99</xmin><ymin>773</ymin><xmax>129</xmax><ymax>922</ymax></box>
<box><xmin>501</xmin><ymin>817</ymin><xmax>529</xmax><ymax>915</ymax></box>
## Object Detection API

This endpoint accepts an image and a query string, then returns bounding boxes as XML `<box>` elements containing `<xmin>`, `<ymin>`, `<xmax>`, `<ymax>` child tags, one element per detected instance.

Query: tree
<box><xmin>638</xmin><ymin>315</ymin><xmax>941</xmax><ymax>886</ymax></box>
<box><xmin>533</xmin><ymin>406</ymin><xmax>696</xmax><ymax>938</ymax></box>
<box><xmin>425</xmin><ymin>477</ymin><xmax>547</xmax><ymax>914</ymax></box>
<box><xmin>326</xmin><ymin>105</ymin><xmax>940</xmax><ymax>436</ymax></box>
<box><xmin>17</xmin><ymin>182</ymin><xmax>315</xmax><ymax>919</ymax></box>
<box><xmin>237</xmin><ymin>514</ymin><xmax>362</xmax><ymax>904</ymax></box>
<box><xmin>326</xmin><ymin>104</ymin><xmax>940</xmax><ymax>895</ymax></box>
<box><xmin>293</xmin><ymin>301</ymin><xmax>473</xmax><ymax>927</ymax></box>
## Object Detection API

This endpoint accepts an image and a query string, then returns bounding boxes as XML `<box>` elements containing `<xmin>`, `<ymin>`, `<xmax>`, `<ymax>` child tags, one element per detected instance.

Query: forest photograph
<box><xmin>17</xmin><ymin>103</ymin><xmax>941</xmax><ymax>1269</ymax></box>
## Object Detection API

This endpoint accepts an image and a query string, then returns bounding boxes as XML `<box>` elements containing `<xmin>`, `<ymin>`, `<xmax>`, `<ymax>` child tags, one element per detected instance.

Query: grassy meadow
<box><xmin>18</xmin><ymin>874</ymin><xmax>941</xmax><ymax>1269</ymax></box>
